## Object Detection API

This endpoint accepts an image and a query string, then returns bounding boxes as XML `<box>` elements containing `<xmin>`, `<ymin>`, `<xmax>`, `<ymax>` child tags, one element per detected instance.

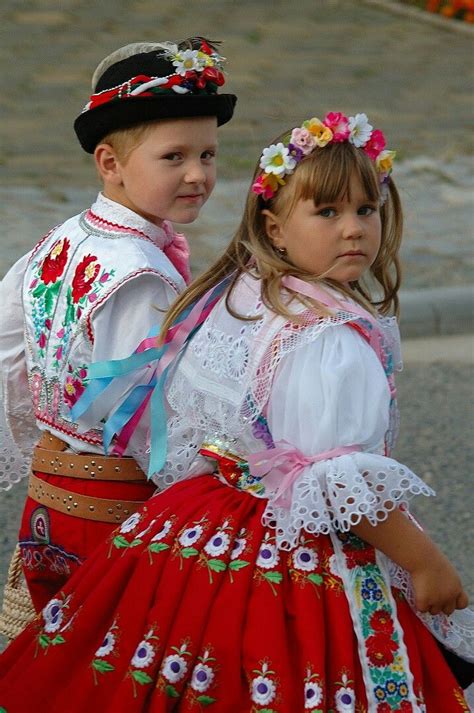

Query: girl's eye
<box><xmin>163</xmin><ymin>152</ymin><xmax>182</xmax><ymax>161</ymax></box>
<box><xmin>358</xmin><ymin>205</ymin><xmax>377</xmax><ymax>216</ymax></box>
<box><xmin>317</xmin><ymin>207</ymin><xmax>336</xmax><ymax>218</ymax></box>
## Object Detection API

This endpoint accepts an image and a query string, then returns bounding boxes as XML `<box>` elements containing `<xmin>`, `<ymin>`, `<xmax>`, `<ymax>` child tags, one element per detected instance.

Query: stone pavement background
<box><xmin>0</xmin><ymin>0</ymin><xmax>473</xmax><ymax>679</ymax></box>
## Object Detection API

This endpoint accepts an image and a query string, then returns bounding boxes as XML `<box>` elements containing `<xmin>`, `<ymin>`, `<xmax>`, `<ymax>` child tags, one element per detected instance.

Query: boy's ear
<box><xmin>261</xmin><ymin>209</ymin><xmax>285</xmax><ymax>250</ymax></box>
<box><xmin>94</xmin><ymin>143</ymin><xmax>122</xmax><ymax>185</ymax></box>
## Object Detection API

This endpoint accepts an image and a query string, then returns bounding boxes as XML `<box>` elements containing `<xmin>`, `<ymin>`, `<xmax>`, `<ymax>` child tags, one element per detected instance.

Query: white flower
<box><xmin>251</xmin><ymin>675</ymin><xmax>277</xmax><ymax>705</ymax></box>
<box><xmin>178</xmin><ymin>524</ymin><xmax>204</xmax><ymax>547</ymax></box>
<box><xmin>348</xmin><ymin>113</ymin><xmax>373</xmax><ymax>147</ymax></box>
<box><xmin>230</xmin><ymin>537</ymin><xmax>247</xmax><ymax>560</ymax></box>
<box><xmin>120</xmin><ymin>512</ymin><xmax>141</xmax><ymax>534</ymax></box>
<box><xmin>204</xmin><ymin>530</ymin><xmax>231</xmax><ymax>557</ymax></box>
<box><xmin>335</xmin><ymin>686</ymin><xmax>356</xmax><ymax>712</ymax></box>
<box><xmin>42</xmin><ymin>599</ymin><xmax>64</xmax><ymax>633</ymax></box>
<box><xmin>172</xmin><ymin>49</ymin><xmax>206</xmax><ymax>76</ymax></box>
<box><xmin>161</xmin><ymin>654</ymin><xmax>188</xmax><ymax>683</ymax></box>
<box><xmin>257</xmin><ymin>542</ymin><xmax>280</xmax><ymax>569</ymax></box>
<box><xmin>305</xmin><ymin>680</ymin><xmax>323</xmax><ymax>708</ymax></box>
<box><xmin>131</xmin><ymin>640</ymin><xmax>156</xmax><ymax>669</ymax></box>
<box><xmin>191</xmin><ymin>663</ymin><xmax>215</xmax><ymax>692</ymax></box>
<box><xmin>95</xmin><ymin>630</ymin><xmax>116</xmax><ymax>657</ymax></box>
<box><xmin>293</xmin><ymin>546</ymin><xmax>318</xmax><ymax>572</ymax></box>
<box><xmin>259</xmin><ymin>143</ymin><xmax>297</xmax><ymax>176</ymax></box>
<box><xmin>151</xmin><ymin>519</ymin><xmax>172</xmax><ymax>542</ymax></box>
<box><xmin>328</xmin><ymin>554</ymin><xmax>341</xmax><ymax>578</ymax></box>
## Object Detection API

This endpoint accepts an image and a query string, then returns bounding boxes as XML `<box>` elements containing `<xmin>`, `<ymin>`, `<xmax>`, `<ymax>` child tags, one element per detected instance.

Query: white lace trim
<box><xmin>0</xmin><ymin>377</ymin><xmax>38</xmax><ymax>490</ymax></box>
<box><xmin>261</xmin><ymin>452</ymin><xmax>435</xmax><ymax>550</ymax></box>
<box><xmin>387</xmin><ymin>558</ymin><xmax>474</xmax><ymax>663</ymax></box>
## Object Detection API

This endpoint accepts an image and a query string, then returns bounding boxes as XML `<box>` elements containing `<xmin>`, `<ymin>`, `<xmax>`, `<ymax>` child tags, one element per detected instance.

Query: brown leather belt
<box><xmin>28</xmin><ymin>473</ymin><xmax>146</xmax><ymax>525</ymax></box>
<box><xmin>32</xmin><ymin>431</ymin><xmax>146</xmax><ymax>482</ymax></box>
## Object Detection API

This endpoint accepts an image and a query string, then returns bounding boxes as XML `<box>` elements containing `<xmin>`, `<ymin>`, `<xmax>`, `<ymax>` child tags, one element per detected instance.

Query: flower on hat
<box><xmin>290</xmin><ymin>127</ymin><xmax>316</xmax><ymax>155</ymax></box>
<box><xmin>323</xmin><ymin>112</ymin><xmax>350</xmax><ymax>142</ymax></box>
<box><xmin>172</xmin><ymin>49</ymin><xmax>207</xmax><ymax>76</ymax></box>
<box><xmin>348</xmin><ymin>113</ymin><xmax>373</xmax><ymax>147</ymax></box>
<box><xmin>303</xmin><ymin>118</ymin><xmax>333</xmax><ymax>147</ymax></box>
<box><xmin>260</xmin><ymin>143</ymin><xmax>297</xmax><ymax>176</ymax></box>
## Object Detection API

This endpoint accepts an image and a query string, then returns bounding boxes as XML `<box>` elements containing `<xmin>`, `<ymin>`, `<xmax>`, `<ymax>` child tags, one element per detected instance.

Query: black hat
<box><xmin>74</xmin><ymin>38</ymin><xmax>237</xmax><ymax>153</ymax></box>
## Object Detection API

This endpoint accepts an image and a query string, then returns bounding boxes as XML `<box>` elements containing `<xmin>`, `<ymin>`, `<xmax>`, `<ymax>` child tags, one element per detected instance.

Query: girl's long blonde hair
<box><xmin>161</xmin><ymin>137</ymin><xmax>403</xmax><ymax>339</ymax></box>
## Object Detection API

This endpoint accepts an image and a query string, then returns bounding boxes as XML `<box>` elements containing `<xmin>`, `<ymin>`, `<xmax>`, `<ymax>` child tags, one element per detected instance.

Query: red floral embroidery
<box><xmin>400</xmin><ymin>701</ymin><xmax>414</xmax><ymax>712</ymax></box>
<box><xmin>366</xmin><ymin>633</ymin><xmax>398</xmax><ymax>667</ymax></box>
<box><xmin>345</xmin><ymin>546</ymin><xmax>376</xmax><ymax>569</ymax></box>
<box><xmin>41</xmin><ymin>238</ymin><xmax>70</xmax><ymax>284</ymax></box>
<box><xmin>72</xmin><ymin>255</ymin><xmax>100</xmax><ymax>303</ymax></box>
<box><xmin>377</xmin><ymin>704</ymin><xmax>392</xmax><ymax>713</ymax></box>
<box><xmin>369</xmin><ymin>609</ymin><xmax>394</xmax><ymax>636</ymax></box>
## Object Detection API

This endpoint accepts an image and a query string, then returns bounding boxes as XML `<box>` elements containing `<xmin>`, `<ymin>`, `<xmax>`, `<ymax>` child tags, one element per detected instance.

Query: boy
<box><xmin>0</xmin><ymin>37</ymin><xmax>236</xmax><ymax>612</ymax></box>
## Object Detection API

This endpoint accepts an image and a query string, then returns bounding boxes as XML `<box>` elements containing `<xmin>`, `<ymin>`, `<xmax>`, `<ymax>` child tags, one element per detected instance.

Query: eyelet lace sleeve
<box><xmin>262</xmin><ymin>323</ymin><xmax>434</xmax><ymax>549</ymax></box>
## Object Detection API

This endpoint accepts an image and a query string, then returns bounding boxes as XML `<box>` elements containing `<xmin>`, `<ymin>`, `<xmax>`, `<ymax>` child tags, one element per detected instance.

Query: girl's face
<box><xmin>265</xmin><ymin>171</ymin><xmax>382</xmax><ymax>284</ymax></box>
<box><xmin>105</xmin><ymin>116</ymin><xmax>218</xmax><ymax>227</ymax></box>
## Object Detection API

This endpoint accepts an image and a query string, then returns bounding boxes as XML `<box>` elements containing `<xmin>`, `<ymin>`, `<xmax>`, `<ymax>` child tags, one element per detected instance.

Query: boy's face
<box><xmin>105</xmin><ymin>117</ymin><xmax>218</xmax><ymax>227</ymax></box>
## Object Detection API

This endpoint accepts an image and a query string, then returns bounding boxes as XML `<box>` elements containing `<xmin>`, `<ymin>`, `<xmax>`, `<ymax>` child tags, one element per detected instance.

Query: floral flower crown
<box><xmin>85</xmin><ymin>40</ymin><xmax>227</xmax><ymax>112</ymax></box>
<box><xmin>252</xmin><ymin>112</ymin><xmax>396</xmax><ymax>202</ymax></box>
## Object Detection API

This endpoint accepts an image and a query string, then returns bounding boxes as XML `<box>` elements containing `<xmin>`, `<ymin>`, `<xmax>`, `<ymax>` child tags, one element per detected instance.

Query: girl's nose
<box><xmin>342</xmin><ymin>214</ymin><xmax>364</xmax><ymax>240</ymax></box>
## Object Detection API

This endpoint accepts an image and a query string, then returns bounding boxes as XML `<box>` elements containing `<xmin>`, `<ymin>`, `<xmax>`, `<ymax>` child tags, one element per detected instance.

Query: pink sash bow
<box><xmin>247</xmin><ymin>441</ymin><xmax>361</xmax><ymax>508</ymax></box>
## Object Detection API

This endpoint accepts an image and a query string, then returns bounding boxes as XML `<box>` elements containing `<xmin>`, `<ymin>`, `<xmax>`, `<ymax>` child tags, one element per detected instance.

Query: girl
<box><xmin>0</xmin><ymin>112</ymin><xmax>472</xmax><ymax>712</ymax></box>
<box><xmin>0</xmin><ymin>37</ymin><xmax>236</xmax><ymax>613</ymax></box>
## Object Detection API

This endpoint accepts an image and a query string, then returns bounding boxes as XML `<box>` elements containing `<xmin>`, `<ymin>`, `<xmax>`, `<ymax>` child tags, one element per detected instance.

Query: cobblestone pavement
<box><xmin>0</xmin><ymin>0</ymin><xmax>473</xmax><ymax>285</ymax></box>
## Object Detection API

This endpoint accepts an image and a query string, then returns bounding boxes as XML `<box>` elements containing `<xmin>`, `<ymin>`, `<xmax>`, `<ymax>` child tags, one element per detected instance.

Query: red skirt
<box><xmin>0</xmin><ymin>474</ymin><xmax>468</xmax><ymax>712</ymax></box>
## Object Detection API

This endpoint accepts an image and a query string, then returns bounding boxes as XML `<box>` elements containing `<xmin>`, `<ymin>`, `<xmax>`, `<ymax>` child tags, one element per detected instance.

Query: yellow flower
<box><xmin>376</xmin><ymin>150</ymin><xmax>396</xmax><ymax>174</ymax></box>
<box><xmin>303</xmin><ymin>118</ymin><xmax>333</xmax><ymax>147</ymax></box>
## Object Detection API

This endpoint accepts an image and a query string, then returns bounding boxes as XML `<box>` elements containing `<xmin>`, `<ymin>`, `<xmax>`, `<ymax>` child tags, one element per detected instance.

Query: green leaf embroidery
<box><xmin>148</xmin><ymin>542</ymin><xmax>169</xmax><ymax>553</ymax></box>
<box><xmin>229</xmin><ymin>559</ymin><xmax>249</xmax><ymax>571</ymax></box>
<box><xmin>207</xmin><ymin>559</ymin><xmax>227</xmax><ymax>573</ymax></box>
<box><xmin>263</xmin><ymin>571</ymin><xmax>283</xmax><ymax>584</ymax></box>
<box><xmin>180</xmin><ymin>547</ymin><xmax>199</xmax><ymax>558</ymax></box>
<box><xmin>165</xmin><ymin>684</ymin><xmax>179</xmax><ymax>697</ymax></box>
<box><xmin>32</xmin><ymin>283</ymin><xmax>47</xmax><ymax>298</ymax></box>
<box><xmin>131</xmin><ymin>670</ymin><xmax>153</xmax><ymax>685</ymax></box>
<box><xmin>129</xmin><ymin>538</ymin><xmax>143</xmax><ymax>547</ymax></box>
<box><xmin>196</xmin><ymin>695</ymin><xmax>217</xmax><ymax>705</ymax></box>
<box><xmin>308</xmin><ymin>573</ymin><xmax>323</xmax><ymax>586</ymax></box>
<box><xmin>0</xmin><ymin>706</ymin><xmax>8</xmax><ymax>712</ymax></box>
<box><xmin>51</xmin><ymin>635</ymin><xmax>66</xmax><ymax>645</ymax></box>
<box><xmin>113</xmin><ymin>535</ymin><xmax>131</xmax><ymax>549</ymax></box>
<box><xmin>92</xmin><ymin>659</ymin><xmax>115</xmax><ymax>673</ymax></box>
<box><xmin>38</xmin><ymin>634</ymin><xmax>50</xmax><ymax>649</ymax></box>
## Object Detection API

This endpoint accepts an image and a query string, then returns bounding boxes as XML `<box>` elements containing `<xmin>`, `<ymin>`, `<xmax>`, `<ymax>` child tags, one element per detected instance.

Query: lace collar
<box><xmin>83</xmin><ymin>193</ymin><xmax>175</xmax><ymax>249</ymax></box>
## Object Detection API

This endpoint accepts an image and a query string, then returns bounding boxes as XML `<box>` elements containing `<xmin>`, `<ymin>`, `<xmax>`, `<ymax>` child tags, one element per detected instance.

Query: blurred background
<box><xmin>1</xmin><ymin>0</ymin><xmax>473</xmax><ymax>630</ymax></box>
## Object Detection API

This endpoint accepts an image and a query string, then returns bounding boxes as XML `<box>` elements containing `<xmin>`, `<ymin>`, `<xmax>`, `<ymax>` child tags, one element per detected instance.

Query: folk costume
<box><xmin>0</xmin><ymin>38</ymin><xmax>237</xmax><ymax>612</ymax></box>
<box><xmin>0</xmin><ymin>273</ymin><xmax>472</xmax><ymax>712</ymax></box>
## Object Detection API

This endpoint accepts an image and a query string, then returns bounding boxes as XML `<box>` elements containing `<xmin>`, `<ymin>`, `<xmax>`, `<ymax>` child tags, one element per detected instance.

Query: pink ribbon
<box><xmin>162</xmin><ymin>225</ymin><xmax>191</xmax><ymax>285</ymax></box>
<box><xmin>247</xmin><ymin>441</ymin><xmax>361</xmax><ymax>508</ymax></box>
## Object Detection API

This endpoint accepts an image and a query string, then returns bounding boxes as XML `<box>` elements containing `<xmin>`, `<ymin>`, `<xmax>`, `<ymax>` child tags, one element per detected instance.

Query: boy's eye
<box><xmin>317</xmin><ymin>207</ymin><xmax>336</xmax><ymax>218</ymax></box>
<box><xmin>201</xmin><ymin>150</ymin><xmax>216</xmax><ymax>160</ymax></box>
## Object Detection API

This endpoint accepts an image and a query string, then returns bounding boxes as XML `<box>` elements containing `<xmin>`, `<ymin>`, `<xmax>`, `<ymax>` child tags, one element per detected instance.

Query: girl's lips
<box><xmin>339</xmin><ymin>251</ymin><xmax>365</xmax><ymax>257</ymax></box>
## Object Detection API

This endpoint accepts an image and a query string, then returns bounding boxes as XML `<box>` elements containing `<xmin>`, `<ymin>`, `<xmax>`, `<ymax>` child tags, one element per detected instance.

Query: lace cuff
<box><xmin>261</xmin><ymin>452</ymin><xmax>435</xmax><ymax>550</ymax></box>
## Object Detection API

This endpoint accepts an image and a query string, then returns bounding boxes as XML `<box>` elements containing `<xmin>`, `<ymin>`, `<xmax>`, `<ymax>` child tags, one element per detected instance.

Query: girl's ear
<box><xmin>94</xmin><ymin>143</ymin><xmax>122</xmax><ymax>185</ymax></box>
<box><xmin>261</xmin><ymin>209</ymin><xmax>285</xmax><ymax>250</ymax></box>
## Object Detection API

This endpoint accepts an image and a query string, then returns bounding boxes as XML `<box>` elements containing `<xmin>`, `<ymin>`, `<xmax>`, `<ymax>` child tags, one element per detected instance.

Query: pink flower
<box><xmin>252</xmin><ymin>175</ymin><xmax>274</xmax><ymax>200</ymax></box>
<box><xmin>99</xmin><ymin>272</ymin><xmax>110</xmax><ymax>283</ymax></box>
<box><xmin>364</xmin><ymin>129</ymin><xmax>386</xmax><ymax>160</ymax></box>
<box><xmin>289</xmin><ymin>127</ymin><xmax>316</xmax><ymax>155</ymax></box>
<box><xmin>29</xmin><ymin>278</ymin><xmax>38</xmax><ymax>289</ymax></box>
<box><xmin>38</xmin><ymin>332</ymin><xmax>46</xmax><ymax>349</ymax></box>
<box><xmin>44</xmin><ymin>318</ymin><xmax>52</xmax><ymax>330</ymax></box>
<box><xmin>88</xmin><ymin>292</ymin><xmax>98</xmax><ymax>303</ymax></box>
<box><xmin>323</xmin><ymin>112</ymin><xmax>350</xmax><ymax>142</ymax></box>
<box><xmin>55</xmin><ymin>346</ymin><xmax>63</xmax><ymax>361</ymax></box>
